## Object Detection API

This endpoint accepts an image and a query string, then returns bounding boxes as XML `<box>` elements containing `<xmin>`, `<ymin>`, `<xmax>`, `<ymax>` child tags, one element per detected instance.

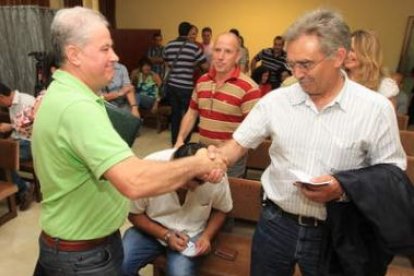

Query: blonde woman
<box><xmin>344</xmin><ymin>30</ymin><xmax>398</xmax><ymax>107</ymax></box>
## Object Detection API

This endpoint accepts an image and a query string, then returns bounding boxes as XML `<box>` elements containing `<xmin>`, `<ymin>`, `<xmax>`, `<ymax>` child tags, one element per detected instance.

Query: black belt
<box><xmin>263</xmin><ymin>200</ymin><xmax>324</xmax><ymax>227</ymax></box>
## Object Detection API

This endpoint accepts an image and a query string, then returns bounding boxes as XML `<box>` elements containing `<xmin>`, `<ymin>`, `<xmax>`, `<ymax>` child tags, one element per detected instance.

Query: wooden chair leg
<box><xmin>0</xmin><ymin>194</ymin><xmax>18</xmax><ymax>226</ymax></box>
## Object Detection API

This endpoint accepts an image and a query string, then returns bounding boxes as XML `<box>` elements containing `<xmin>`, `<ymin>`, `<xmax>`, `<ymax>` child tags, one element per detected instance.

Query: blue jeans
<box><xmin>251</xmin><ymin>204</ymin><xmax>325</xmax><ymax>276</ymax></box>
<box><xmin>122</xmin><ymin>227</ymin><xmax>200</xmax><ymax>276</ymax></box>
<box><xmin>136</xmin><ymin>93</ymin><xmax>156</xmax><ymax>110</ymax></box>
<box><xmin>167</xmin><ymin>85</ymin><xmax>193</xmax><ymax>145</ymax></box>
<box><xmin>11</xmin><ymin>139</ymin><xmax>32</xmax><ymax>193</ymax></box>
<box><xmin>34</xmin><ymin>231</ymin><xmax>124</xmax><ymax>276</ymax></box>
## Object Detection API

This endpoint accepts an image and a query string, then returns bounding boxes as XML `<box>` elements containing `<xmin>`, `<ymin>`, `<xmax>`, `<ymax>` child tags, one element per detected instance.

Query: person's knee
<box><xmin>166</xmin><ymin>254</ymin><xmax>198</xmax><ymax>276</ymax></box>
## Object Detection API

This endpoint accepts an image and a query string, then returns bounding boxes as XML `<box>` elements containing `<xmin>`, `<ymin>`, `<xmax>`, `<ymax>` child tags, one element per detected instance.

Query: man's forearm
<box><xmin>200</xmin><ymin>210</ymin><xmax>227</xmax><ymax>241</ymax></box>
<box><xmin>0</xmin><ymin>123</ymin><xmax>12</xmax><ymax>133</ymax></box>
<box><xmin>175</xmin><ymin>110</ymin><xmax>198</xmax><ymax>147</ymax></box>
<box><xmin>105</xmin><ymin>148</ymin><xmax>226</xmax><ymax>199</ymax></box>
<box><xmin>219</xmin><ymin>139</ymin><xmax>248</xmax><ymax>167</ymax></box>
<box><xmin>128</xmin><ymin>213</ymin><xmax>169</xmax><ymax>240</ymax></box>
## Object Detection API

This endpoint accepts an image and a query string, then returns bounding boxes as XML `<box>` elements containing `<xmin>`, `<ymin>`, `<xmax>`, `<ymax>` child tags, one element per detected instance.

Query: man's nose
<box><xmin>110</xmin><ymin>48</ymin><xmax>119</xmax><ymax>62</ymax></box>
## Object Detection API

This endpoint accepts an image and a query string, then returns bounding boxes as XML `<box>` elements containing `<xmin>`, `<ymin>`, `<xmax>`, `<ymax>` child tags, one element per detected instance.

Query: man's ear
<box><xmin>235</xmin><ymin>49</ymin><xmax>242</xmax><ymax>64</ymax></box>
<box><xmin>334</xmin><ymin>47</ymin><xmax>347</xmax><ymax>68</ymax></box>
<box><xmin>65</xmin><ymin>45</ymin><xmax>82</xmax><ymax>66</ymax></box>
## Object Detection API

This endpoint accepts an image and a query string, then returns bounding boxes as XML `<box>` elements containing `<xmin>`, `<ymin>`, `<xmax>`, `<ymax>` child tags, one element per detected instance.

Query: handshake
<box><xmin>194</xmin><ymin>145</ymin><xmax>229</xmax><ymax>184</ymax></box>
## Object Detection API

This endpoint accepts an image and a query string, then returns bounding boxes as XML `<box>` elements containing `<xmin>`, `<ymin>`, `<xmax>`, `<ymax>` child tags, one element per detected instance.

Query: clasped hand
<box><xmin>195</xmin><ymin>146</ymin><xmax>228</xmax><ymax>183</ymax></box>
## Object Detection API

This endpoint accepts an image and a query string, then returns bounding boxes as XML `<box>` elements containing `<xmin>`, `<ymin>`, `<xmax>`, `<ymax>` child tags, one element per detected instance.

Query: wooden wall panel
<box><xmin>110</xmin><ymin>28</ymin><xmax>160</xmax><ymax>73</ymax></box>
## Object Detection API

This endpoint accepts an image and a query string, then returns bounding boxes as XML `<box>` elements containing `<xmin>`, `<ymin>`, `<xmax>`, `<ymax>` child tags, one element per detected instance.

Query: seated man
<box><xmin>101</xmin><ymin>61</ymin><xmax>140</xmax><ymax>118</ymax></box>
<box><xmin>122</xmin><ymin>143</ymin><xmax>233</xmax><ymax>276</ymax></box>
<box><xmin>0</xmin><ymin>82</ymin><xmax>35</xmax><ymax>210</ymax></box>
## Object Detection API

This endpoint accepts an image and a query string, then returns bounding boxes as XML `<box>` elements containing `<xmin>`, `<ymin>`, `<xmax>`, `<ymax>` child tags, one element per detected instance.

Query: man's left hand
<box><xmin>297</xmin><ymin>175</ymin><xmax>343</xmax><ymax>203</ymax></box>
<box><xmin>194</xmin><ymin>236</ymin><xmax>211</xmax><ymax>256</ymax></box>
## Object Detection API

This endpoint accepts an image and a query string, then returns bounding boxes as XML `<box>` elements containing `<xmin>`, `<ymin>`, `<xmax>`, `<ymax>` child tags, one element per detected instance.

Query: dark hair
<box><xmin>0</xmin><ymin>82</ymin><xmax>12</xmax><ymax>96</ymax></box>
<box><xmin>202</xmin><ymin>27</ymin><xmax>212</xmax><ymax>33</ymax></box>
<box><xmin>173</xmin><ymin>142</ymin><xmax>207</xmax><ymax>160</ymax></box>
<box><xmin>138</xmin><ymin>56</ymin><xmax>153</xmax><ymax>69</ymax></box>
<box><xmin>274</xmin><ymin>35</ymin><xmax>284</xmax><ymax>41</ymax></box>
<box><xmin>229</xmin><ymin>28</ymin><xmax>240</xmax><ymax>37</ymax></box>
<box><xmin>152</xmin><ymin>32</ymin><xmax>162</xmax><ymax>39</ymax></box>
<box><xmin>178</xmin><ymin>21</ymin><xmax>192</xmax><ymax>36</ymax></box>
<box><xmin>44</xmin><ymin>52</ymin><xmax>59</xmax><ymax>88</ymax></box>
<box><xmin>251</xmin><ymin>66</ymin><xmax>271</xmax><ymax>84</ymax></box>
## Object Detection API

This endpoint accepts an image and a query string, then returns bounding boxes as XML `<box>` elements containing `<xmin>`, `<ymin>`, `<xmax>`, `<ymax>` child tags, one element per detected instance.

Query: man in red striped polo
<box><xmin>175</xmin><ymin>32</ymin><xmax>261</xmax><ymax>177</ymax></box>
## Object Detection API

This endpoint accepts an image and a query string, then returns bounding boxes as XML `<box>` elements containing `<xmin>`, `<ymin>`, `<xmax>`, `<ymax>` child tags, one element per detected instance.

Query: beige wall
<box><xmin>116</xmin><ymin>0</ymin><xmax>414</xmax><ymax>72</ymax></box>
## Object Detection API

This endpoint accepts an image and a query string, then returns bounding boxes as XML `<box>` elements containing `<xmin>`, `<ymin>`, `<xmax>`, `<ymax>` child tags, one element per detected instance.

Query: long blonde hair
<box><xmin>349</xmin><ymin>30</ymin><xmax>387</xmax><ymax>90</ymax></box>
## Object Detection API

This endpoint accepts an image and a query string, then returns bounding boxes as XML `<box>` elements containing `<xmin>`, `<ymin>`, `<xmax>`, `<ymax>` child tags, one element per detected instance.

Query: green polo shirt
<box><xmin>32</xmin><ymin>70</ymin><xmax>133</xmax><ymax>240</ymax></box>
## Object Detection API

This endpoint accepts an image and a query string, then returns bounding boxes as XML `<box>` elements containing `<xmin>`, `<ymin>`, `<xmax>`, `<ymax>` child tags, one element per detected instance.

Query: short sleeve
<box><xmin>233</xmin><ymin>99</ymin><xmax>271</xmax><ymax>149</ymax></box>
<box><xmin>129</xmin><ymin>198</ymin><xmax>149</xmax><ymax>214</ymax></box>
<box><xmin>378</xmin><ymin>78</ymin><xmax>399</xmax><ymax>98</ymax></box>
<box><xmin>211</xmin><ymin>175</ymin><xmax>233</xmax><ymax>213</ymax></box>
<box><xmin>120</xmin><ymin>65</ymin><xmax>131</xmax><ymax>85</ymax></box>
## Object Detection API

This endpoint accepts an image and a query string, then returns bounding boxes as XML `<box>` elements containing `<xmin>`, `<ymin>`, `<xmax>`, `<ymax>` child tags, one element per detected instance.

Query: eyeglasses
<box><xmin>285</xmin><ymin>57</ymin><xmax>327</xmax><ymax>72</ymax></box>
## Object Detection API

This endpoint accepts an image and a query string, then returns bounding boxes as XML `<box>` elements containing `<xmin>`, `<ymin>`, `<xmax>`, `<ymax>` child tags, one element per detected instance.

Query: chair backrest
<box><xmin>407</xmin><ymin>156</ymin><xmax>414</xmax><ymax>185</ymax></box>
<box><xmin>228</xmin><ymin>177</ymin><xmax>262</xmax><ymax>222</ymax></box>
<box><xmin>400</xmin><ymin>131</ymin><xmax>414</xmax><ymax>156</ymax></box>
<box><xmin>0</xmin><ymin>110</ymin><xmax>10</xmax><ymax>123</ymax></box>
<box><xmin>0</xmin><ymin>139</ymin><xmax>19</xmax><ymax>181</ymax></box>
<box><xmin>397</xmin><ymin>114</ymin><xmax>409</xmax><ymax>130</ymax></box>
<box><xmin>246</xmin><ymin>139</ymin><xmax>271</xmax><ymax>171</ymax></box>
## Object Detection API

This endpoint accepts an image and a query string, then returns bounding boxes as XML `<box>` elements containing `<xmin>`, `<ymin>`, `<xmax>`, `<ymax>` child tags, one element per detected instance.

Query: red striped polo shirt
<box><xmin>189</xmin><ymin>67</ymin><xmax>261</xmax><ymax>146</ymax></box>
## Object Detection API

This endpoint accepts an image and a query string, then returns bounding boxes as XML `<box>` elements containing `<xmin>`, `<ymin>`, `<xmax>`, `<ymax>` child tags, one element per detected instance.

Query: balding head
<box><xmin>211</xmin><ymin>33</ymin><xmax>242</xmax><ymax>76</ymax></box>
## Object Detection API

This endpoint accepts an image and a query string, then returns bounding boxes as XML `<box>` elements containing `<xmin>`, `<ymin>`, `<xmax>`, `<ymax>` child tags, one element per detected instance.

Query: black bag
<box><xmin>104</xmin><ymin>102</ymin><xmax>141</xmax><ymax>147</ymax></box>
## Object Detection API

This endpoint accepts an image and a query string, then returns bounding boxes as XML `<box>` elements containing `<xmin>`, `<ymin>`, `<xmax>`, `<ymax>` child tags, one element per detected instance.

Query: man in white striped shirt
<box><xmin>210</xmin><ymin>9</ymin><xmax>406</xmax><ymax>276</ymax></box>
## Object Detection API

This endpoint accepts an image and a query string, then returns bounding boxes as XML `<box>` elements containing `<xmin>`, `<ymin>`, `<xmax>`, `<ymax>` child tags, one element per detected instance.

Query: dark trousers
<box><xmin>167</xmin><ymin>85</ymin><xmax>193</xmax><ymax>145</ymax></box>
<box><xmin>251</xmin><ymin>204</ymin><xmax>325</xmax><ymax>276</ymax></box>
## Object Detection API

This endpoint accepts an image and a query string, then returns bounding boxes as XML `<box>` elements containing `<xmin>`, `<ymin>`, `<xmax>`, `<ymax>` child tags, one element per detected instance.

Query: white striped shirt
<box><xmin>233</xmin><ymin>77</ymin><xmax>406</xmax><ymax>220</ymax></box>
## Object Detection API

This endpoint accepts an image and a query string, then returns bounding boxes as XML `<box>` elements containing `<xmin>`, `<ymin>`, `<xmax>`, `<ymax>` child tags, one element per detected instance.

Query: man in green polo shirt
<box><xmin>32</xmin><ymin>7</ymin><xmax>226</xmax><ymax>276</ymax></box>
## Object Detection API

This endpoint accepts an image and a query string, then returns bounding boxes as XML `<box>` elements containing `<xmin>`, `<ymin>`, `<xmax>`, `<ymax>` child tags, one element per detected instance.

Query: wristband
<box><xmin>131</xmin><ymin>104</ymin><xmax>138</xmax><ymax>107</ymax></box>
<box><xmin>163</xmin><ymin>230</ymin><xmax>172</xmax><ymax>242</ymax></box>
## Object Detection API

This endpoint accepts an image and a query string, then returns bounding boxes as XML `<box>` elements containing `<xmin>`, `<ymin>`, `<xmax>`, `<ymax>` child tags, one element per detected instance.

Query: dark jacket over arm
<box><xmin>321</xmin><ymin>164</ymin><xmax>414</xmax><ymax>276</ymax></box>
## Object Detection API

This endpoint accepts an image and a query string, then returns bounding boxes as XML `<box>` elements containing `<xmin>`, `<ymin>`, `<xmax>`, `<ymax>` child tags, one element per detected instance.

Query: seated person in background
<box><xmin>131</xmin><ymin>57</ymin><xmax>162</xmax><ymax>113</ymax></box>
<box><xmin>392</xmin><ymin>72</ymin><xmax>410</xmax><ymax>115</ymax></box>
<box><xmin>251</xmin><ymin>65</ymin><xmax>272</xmax><ymax>97</ymax></box>
<box><xmin>122</xmin><ymin>142</ymin><xmax>233</xmax><ymax>276</ymax></box>
<box><xmin>101</xmin><ymin>61</ymin><xmax>140</xmax><ymax>117</ymax></box>
<box><xmin>344</xmin><ymin>29</ymin><xmax>399</xmax><ymax>108</ymax></box>
<box><xmin>0</xmin><ymin>82</ymin><xmax>35</xmax><ymax>210</ymax></box>
<box><xmin>250</xmin><ymin>35</ymin><xmax>289</xmax><ymax>89</ymax></box>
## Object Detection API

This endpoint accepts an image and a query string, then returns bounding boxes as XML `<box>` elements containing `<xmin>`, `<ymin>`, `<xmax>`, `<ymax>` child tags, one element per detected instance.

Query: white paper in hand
<box><xmin>289</xmin><ymin>169</ymin><xmax>331</xmax><ymax>186</ymax></box>
<box><xmin>181</xmin><ymin>241</ymin><xmax>197</xmax><ymax>257</ymax></box>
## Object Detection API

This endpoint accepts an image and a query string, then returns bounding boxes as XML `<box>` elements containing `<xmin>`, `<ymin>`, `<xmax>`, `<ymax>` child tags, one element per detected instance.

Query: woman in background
<box><xmin>131</xmin><ymin>57</ymin><xmax>162</xmax><ymax>113</ymax></box>
<box><xmin>344</xmin><ymin>29</ymin><xmax>399</xmax><ymax>107</ymax></box>
<box><xmin>251</xmin><ymin>65</ymin><xmax>272</xmax><ymax>97</ymax></box>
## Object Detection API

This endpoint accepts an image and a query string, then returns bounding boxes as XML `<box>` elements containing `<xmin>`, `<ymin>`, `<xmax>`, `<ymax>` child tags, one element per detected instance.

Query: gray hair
<box><xmin>284</xmin><ymin>9</ymin><xmax>351</xmax><ymax>57</ymax></box>
<box><xmin>51</xmin><ymin>6</ymin><xmax>109</xmax><ymax>65</ymax></box>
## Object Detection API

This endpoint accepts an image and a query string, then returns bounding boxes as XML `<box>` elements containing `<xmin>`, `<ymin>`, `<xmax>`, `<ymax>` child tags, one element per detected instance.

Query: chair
<box><xmin>152</xmin><ymin>177</ymin><xmax>262</xmax><ymax>276</ymax></box>
<box><xmin>400</xmin><ymin>131</ymin><xmax>414</xmax><ymax>156</ymax></box>
<box><xmin>244</xmin><ymin>139</ymin><xmax>271</xmax><ymax>180</ymax></box>
<box><xmin>397</xmin><ymin>114</ymin><xmax>409</xmax><ymax>130</ymax></box>
<box><xmin>0</xmin><ymin>139</ymin><xmax>19</xmax><ymax>226</ymax></box>
<box><xmin>19</xmin><ymin>160</ymin><xmax>42</xmax><ymax>202</ymax></box>
<box><xmin>140</xmin><ymin>104</ymin><xmax>171</xmax><ymax>133</ymax></box>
